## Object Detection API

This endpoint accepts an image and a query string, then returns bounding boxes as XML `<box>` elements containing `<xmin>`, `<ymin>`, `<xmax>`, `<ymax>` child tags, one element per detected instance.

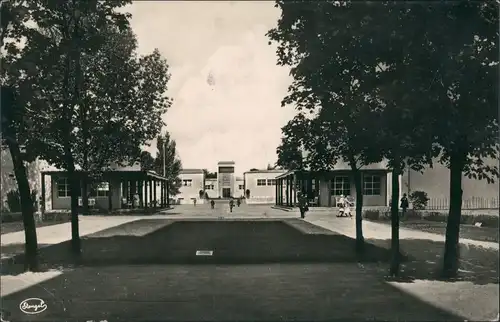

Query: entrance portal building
<box><xmin>218</xmin><ymin>161</ymin><xmax>235</xmax><ymax>199</ymax></box>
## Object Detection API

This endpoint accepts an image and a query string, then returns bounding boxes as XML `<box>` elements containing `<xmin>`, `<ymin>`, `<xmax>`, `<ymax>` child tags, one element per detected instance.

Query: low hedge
<box><xmin>0</xmin><ymin>212</ymin><xmax>23</xmax><ymax>223</ymax></box>
<box><xmin>363</xmin><ymin>209</ymin><xmax>499</xmax><ymax>228</ymax></box>
<box><xmin>1</xmin><ymin>211</ymin><xmax>71</xmax><ymax>223</ymax></box>
<box><xmin>42</xmin><ymin>212</ymin><xmax>71</xmax><ymax>221</ymax></box>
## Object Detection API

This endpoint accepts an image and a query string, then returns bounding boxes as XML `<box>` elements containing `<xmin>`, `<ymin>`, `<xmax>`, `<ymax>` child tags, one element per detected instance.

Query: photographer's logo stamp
<box><xmin>19</xmin><ymin>298</ymin><xmax>47</xmax><ymax>315</ymax></box>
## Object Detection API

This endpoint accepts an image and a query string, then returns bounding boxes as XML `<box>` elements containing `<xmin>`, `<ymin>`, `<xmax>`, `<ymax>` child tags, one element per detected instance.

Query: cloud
<box><xmin>128</xmin><ymin>2</ymin><xmax>296</xmax><ymax>174</ymax></box>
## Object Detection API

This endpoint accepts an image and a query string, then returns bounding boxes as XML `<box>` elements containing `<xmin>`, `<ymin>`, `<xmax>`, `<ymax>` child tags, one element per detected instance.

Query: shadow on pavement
<box><xmin>367</xmin><ymin>219</ymin><xmax>499</xmax><ymax>243</ymax></box>
<box><xmin>3</xmin><ymin>219</ymin><xmax>400</xmax><ymax>276</ymax></box>
<box><xmin>1</xmin><ymin>263</ymin><xmax>464</xmax><ymax>321</ymax></box>
<box><xmin>0</xmin><ymin>219</ymin><xmax>71</xmax><ymax>235</ymax></box>
<box><xmin>0</xmin><ymin>219</ymin><xmax>469</xmax><ymax>321</ymax></box>
<box><xmin>364</xmin><ymin>237</ymin><xmax>499</xmax><ymax>285</ymax></box>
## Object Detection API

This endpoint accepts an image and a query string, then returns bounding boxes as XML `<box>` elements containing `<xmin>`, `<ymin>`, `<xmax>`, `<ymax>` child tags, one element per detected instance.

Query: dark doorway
<box><xmin>222</xmin><ymin>188</ymin><xmax>231</xmax><ymax>198</ymax></box>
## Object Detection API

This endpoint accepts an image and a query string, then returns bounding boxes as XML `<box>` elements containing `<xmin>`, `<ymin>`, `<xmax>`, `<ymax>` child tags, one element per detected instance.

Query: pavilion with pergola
<box><xmin>275</xmin><ymin>168</ymin><xmax>390</xmax><ymax>208</ymax></box>
<box><xmin>40</xmin><ymin>169</ymin><xmax>170</xmax><ymax>213</ymax></box>
<box><xmin>275</xmin><ymin>170</ymin><xmax>328</xmax><ymax>207</ymax></box>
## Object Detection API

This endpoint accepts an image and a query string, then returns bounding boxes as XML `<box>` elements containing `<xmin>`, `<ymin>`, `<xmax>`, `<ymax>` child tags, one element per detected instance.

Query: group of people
<box><xmin>194</xmin><ymin>191</ymin><xmax>410</xmax><ymax>218</ymax></box>
<box><xmin>296</xmin><ymin>192</ymin><xmax>354</xmax><ymax>219</ymax></box>
<box><xmin>208</xmin><ymin>198</ymin><xmax>241</xmax><ymax>212</ymax></box>
<box><xmin>296</xmin><ymin>192</ymin><xmax>411</xmax><ymax>219</ymax></box>
<box><xmin>336</xmin><ymin>194</ymin><xmax>354</xmax><ymax>217</ymax></box>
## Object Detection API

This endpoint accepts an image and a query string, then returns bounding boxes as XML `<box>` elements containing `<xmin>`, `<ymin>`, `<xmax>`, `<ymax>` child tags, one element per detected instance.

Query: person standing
<box><xmin>210</xmin><ymin>199</ymin><xmax>215</xmax><ymax>209</ymax></box>
<box><xmin>400</xmin><ymin>193</ymin><xmax>409</xmax><ymax>217</ymax></box>
<box><xmin>337</xmin><ymin>194</ymin><xmax>346</xmax><ymax>217</ymax></box>
<box><xmin>344</xmin><ymin>195</ymin><xmax>353</xmax><ymax>217</ymax></box>
<box><xmin>236</xmin><ymin>198</ymin><xmax>241</xmax><ymax>207</ymax></box>
<box><xmin>193</xmin><ymin>198</ymin><xmax>197</xmax><ymax>207</ymax></box>
<box><xmin>298</xmin><ymin>192</ymin><xmax>308</xmax><ymax>219</ymax></box>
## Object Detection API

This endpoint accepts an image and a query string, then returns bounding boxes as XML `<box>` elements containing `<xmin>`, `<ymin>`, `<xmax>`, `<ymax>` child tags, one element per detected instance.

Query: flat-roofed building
<box><xmin>178</xmin><ymin>169</ymin><xmax>205</xmax><ymax>204</ymax></box>
<box><xmin>204</xmin><ymin>178</ymin><xmax>218</xmax><ymax>199</ymax></box>
<box><xmin>401</xmin><ymin>156</ymin><xmax>499</xmax><ymax>210</ymax></box>
<box><xmin>176</xmin><ymin>161</ymin><xmax>277</xmax><ymax>201</ymax></box>
<box><xmin>234</xmin><ymin>176</ymin><xmax>245</xmax><ymax>198</ymax></box>
<box><xmin>218</xmin><ymin>161</ymin><xmax>235</xmax><ymax>198</ymax></box>
<box><xmin>244</xmin><ymin>169</ymin><xmax>287</xmax><ymax>204</ymax></box>
<box><xmin>275</xmin><ymin>156</ymin><xmax>499</xmax><ymax>210</ymax></box>
<box><xmin>275</xmin><ymin>160</ymin><xmax>390</xmax><ymax>208</ymax></box>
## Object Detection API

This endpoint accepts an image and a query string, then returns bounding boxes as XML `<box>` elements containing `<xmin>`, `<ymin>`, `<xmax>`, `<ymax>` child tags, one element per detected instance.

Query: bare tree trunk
<box><xmin>442</xmin><ymin>152</ymin><xmax>465</xmax><ymax>278</ymax></box>
<box><xmin>1</xmin><ymin>86</ymin><xmax>39</xmax><ymax>271</ymax></box>
<box><xmin>8</xmin><ymin>140</ymin><xmax>39</xmax><ymax>271</ymax></box>
<box><xmin>60</xmin><ymin>18</ymin><xmax>81</xmax><ymax>255</ymax></box>
<box><xmin>389</xmin><ymin>167</ymin><xmax>401</xmax><ymax>276</ymax></box>
<box><xmin>73</xmin><ymin>5</ymin><xmax>90</xmax><ymax>218</ymax></box>
<box><xmin>81</xmin><ymin>172</ymin><xmax>90</xmax><ymax>216</ymax></box>
<box><xmin>66</xmin><ymin>158</ymin><xmax>81</xmax><ymax>254</ymax></box>
<box><xmin>352</xmin><ymin>168</ymin><xmax>365</xmax><ymax>253</ymax></box>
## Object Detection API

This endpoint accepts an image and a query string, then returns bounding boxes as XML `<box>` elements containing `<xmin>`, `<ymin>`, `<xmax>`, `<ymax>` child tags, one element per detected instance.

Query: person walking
<box><xmin>229</xmin><ymin>198</ymin><xmax>234</xmax><ymax>213</ymax></box>
<box><xmin>236</xmin><ymin>198</ymin><xmax>241</xmax><ymax>207</ymax></box>
<box><xmin>298</xmin><ymin>192</ymin><xmax>308</xmax><ymax>219</ymax></box>
<box><xmin>210</xmin><ymin>199</ymin><xmax>215</xmax><ymax>209</ymax></box>
<box><xmin>400</xmin><ymin>193</ymin><xmax>409</xmax><ymax>217</ymax></box>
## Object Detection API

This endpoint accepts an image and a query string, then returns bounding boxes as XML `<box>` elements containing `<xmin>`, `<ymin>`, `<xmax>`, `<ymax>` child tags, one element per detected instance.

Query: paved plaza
<box><xmin>1</xmin><ymin>204</ymin><xmax>498</xmax><ymax>321</ymax></box>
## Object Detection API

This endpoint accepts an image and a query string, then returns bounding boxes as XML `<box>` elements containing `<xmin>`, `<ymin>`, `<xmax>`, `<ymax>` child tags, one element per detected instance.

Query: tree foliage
<box><xmin>140</xmin><ymin>132</ymin><xmax>183</xmax><ymax>196</ymax></box>
<box><xmin>1</xmin><ymin>0</ymin><xmax>41</xmax><ymax>271</ymax></box>
<box><xmin>140</xmin><ymin>151</ymin><xmax>156</xmax><ymax>172</ymax></box>
<box><xmin>268</xmin><ymin>1</ymin><xmax>391</xmax><ymax>252</ymax></box>
<box><xmin>155</xmin><ymin>132</ymin><xmax>182</xmax><ymax>195</ymax></box>
<box><xmin>1</xmin><ymin>0</ymin><xmax>173</xmax><ymax>253</ymax></box>
<box><xmin>268</xmin><ymin>0</ymin><xmax>499</xmax><ymax>277</ymax></box>
<box><xmin>276</xmin><ymin>114</ymin><xmax>308</xmax><ymax>171</ymax></box>
<box><xmin>203</xmin><ymin>169</ymin><xmax>217</xmax><ymax>179</ymax></box>
<box><xmin>404</xmin><ymin>1</ymin><xmax>499</xmax><ymax>278</ymax></box>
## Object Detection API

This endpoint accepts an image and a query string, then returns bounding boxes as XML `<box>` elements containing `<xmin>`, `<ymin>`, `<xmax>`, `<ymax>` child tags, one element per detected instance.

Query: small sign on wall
<box><xmin>196</xmin><ymin>250</ymin><xmax>213</xmax><ymax>256</ymax></box>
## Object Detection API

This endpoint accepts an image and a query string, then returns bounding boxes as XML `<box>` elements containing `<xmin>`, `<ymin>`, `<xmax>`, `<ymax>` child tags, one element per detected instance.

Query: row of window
<box><xmin>57</xmin><ymin>175</ymin><xmax>381</xmax><ymax>197</ymax></box>
<box><xmin>257</xmin><ymin>179</ymin><xmax>276</xmax><ymax>186</ymax></box>
<box><xmin>57</xmin><ymin>178</ymin><xmax>109</xmax><ymax>198</ymax></box>
<box><xmin>279</xmin><ymin>175</ymin><xmax>382</xmax><ymax>196</ymax></box>
<box><xmin>330</xmin><ymin>175</ymin><xmax>381</xmax><ymax>196</ymax></box>
<box><xmin>204</xmin><ymin>184</ymin><xmax>245</xmax><ymax>190</ymax></box>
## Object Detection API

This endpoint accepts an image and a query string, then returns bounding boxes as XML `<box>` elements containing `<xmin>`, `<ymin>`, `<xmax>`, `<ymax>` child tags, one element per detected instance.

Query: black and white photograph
<box><xmin>0</xmin><ymin>0</ymin><xmax>499</xmax><ymax>321</ymax></box>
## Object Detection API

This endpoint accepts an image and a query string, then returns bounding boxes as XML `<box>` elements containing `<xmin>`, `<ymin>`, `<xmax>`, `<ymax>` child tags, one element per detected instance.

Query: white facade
<box><xmin>218</xmin><ymin>161</ymin><xmax>235</xmax><ymax>198</ymax></box>
<box><xmin>204</xmin><ymin>178</ymin><xmax>218</xmax><ymax>198</ymax></box>
<box><xmin>177</xmin><ymin>169</ymin><xmax>205</xmax><ymax>204</ymax></box>
<box><xmin>234</xmin><ymin>177</ymin><xmax>245</xmax><ymax>198</ymax></box>
<box><xmin>401</xmin><ymin>156</ymin><xmax>499</xmax><ymax>209</ymax></box>
<box><xmin>243</xmin><ymin>170</ymin><xmax>287</xmax><ymax>204</ymax></box>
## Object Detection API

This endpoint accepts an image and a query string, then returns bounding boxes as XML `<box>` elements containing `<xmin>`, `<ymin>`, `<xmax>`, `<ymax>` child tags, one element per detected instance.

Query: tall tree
<box><xmin>355</xmin><ymin>0</ymin><xmax>498</xmax><ymax>277</ymax></box>
<box><xmin>1</xmin><ymin>0</ymin><xmax>39</xmax><ymax>271</ymax></box>
<box><xmin>75</xmin><ymin>31</ymin><xmax>171</xmax><ymax>216</ymax></box>
<box><xmin>8</xmin><ymin>0</ymin><xmax>172</xmax><ymax>254</ymax></box>
<box><xmin>409</xmin><ymin>1</ymin><xmax>499</xmax><ymax>278</ymax></box>
<box><xmin>12</xmin><ymin>0</ymin><xmax>134</xmax><ymax>254</ymax></box>
<box><xmin>304</xmin><ymin>1</ymin><xmax>439</xmax><ymax>276</ymax></box>
<box><xmin>270</xmin><ymin>0</ymin><xmax>499</xmax><ymax>276</ymax></box>
<box><xmin>276</xmin><ymin>114</ymin><xmax>309</xmax><ymax>171</ymax></box>
<box><xmin>155</xmin><ymin>132</ymin><xmax>182</xmax><ymax>196</ymax></box>
<box><xmin>268</xmin><ymin>1</ymin><xmax>387</xmax><ymax>252</ymax></box>
<box><xmin>0</xmin><ymin>87</ymin><xmax>39</xmax><ymax>271</ymax></box>
<box><xmin>140</xmin><ymin>151</ymin><xmax>156</xmax><ymax>172</ymax></box>
<box><xmin>203</xmin><ymin>169</ymin><xmax>217</xmax><ymax>179</ymax></box>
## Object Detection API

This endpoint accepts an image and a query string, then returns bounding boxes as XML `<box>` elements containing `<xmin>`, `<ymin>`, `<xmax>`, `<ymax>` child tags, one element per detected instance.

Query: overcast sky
<box><xmin>126</xmin><ymin>1</ymin><xmax>296</xmax><ymax>174</ymax></box>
